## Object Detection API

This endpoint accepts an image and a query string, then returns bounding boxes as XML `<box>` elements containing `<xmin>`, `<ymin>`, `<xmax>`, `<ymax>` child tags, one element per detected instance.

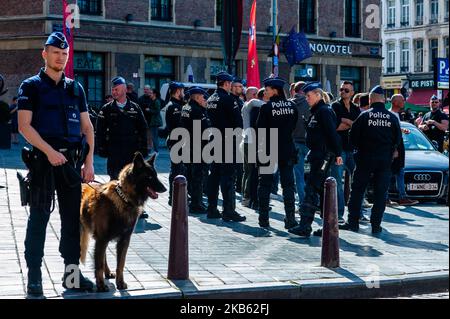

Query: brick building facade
<box><xmin>0</xmin><ymin>0</ymin><xmax>382</xmax><ymax>108</ymax></box>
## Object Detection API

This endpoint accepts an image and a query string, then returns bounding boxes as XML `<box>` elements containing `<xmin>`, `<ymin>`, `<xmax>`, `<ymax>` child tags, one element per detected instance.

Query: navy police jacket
<box><xmin>350</xmin><ymin>102</ymin><xmax>402</xmax><ymax>160</ymax></box>
<box><xmin>306</xmin><ymin>99</ymin><xmax>342</xmax><ymax>161</ymax></box>
<box><xmin>17</xmin><ymin>68</ymin><xmax>87</xmax><ymax>146</ymax></box>
<box><xmin>256</xmin><ymin>96</ymin><xmax>298</xmax><ymax>164</ymax></box>
<box><xmin>96</xmin><ymin>99</ymin><xmax>148</xmax><ymax>158</ymax></box>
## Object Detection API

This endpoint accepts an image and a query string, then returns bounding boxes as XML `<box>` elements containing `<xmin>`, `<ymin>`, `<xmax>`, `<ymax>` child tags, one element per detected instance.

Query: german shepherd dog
<box><xmin>80</xmin><ymin>152</ymin><xmax>167</xmax><ymax>292</ymax></box>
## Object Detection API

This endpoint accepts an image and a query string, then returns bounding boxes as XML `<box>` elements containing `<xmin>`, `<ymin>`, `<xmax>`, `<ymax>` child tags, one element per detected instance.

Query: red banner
<box><xmin>247</xmin><ymin>0</ymin><xmax>260</xmax><ymax>88</ymax></box>
<box><xmin>63</xmin><ymin>0</ymin><xmax>74</xmax><ymax>79</ymax></box>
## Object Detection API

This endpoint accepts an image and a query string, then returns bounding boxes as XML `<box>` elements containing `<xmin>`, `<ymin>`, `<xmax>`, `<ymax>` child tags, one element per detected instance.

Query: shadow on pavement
<box><xmin>338</xmin><ymin>238</ymin><xmax>384</xmax><ymax>257</ymax></box>
<box><xmin>383</xmin><ymin>212</ymin><xmax>424</xmax><ymax>227</ymax></box>
<box><xmin>398</xmin><ymin>206</ymin><xmax>449</xmax><ymax>222</ymax></box>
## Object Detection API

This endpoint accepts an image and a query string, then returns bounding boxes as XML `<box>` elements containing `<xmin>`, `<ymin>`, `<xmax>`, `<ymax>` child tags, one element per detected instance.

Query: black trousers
<box><xmin>24</xmin><ymin>164</ymin><xmax>82</xmax><ymax>269</ymax></box>
<box><xmin>347</xmin><ymin>157</ymin><xmax>392</xmax><ymax>228</ymax></box>
<box><xmin>207</xmin><ymin>163</ymin><xmax>236</xmax><ymax>214</ymax></box>
<box><xmin>300</xmin><ymin>158</ymin><xmax>332</xmax><ymax>220</ymax></box>
<box><xmin>257</xmin><ymin>162</ymin><xmax>296</xmax><ymax>215</ymax></box>
<box><xmin>107</xmin><ymin>152</ymin><xmax>135</xmax><ymax>180</ymax></box>
<box><xmin>186</xmin><ymin>163</ymin><xmax>206</xmax><ymax>209</ymax></box>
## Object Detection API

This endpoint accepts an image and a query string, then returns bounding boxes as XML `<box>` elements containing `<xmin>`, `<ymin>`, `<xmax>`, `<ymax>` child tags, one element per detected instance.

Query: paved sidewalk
<box><xmin>0</xmin><ymin>141</ymin><xmax>448</xmax><ymax>299</ymax></box>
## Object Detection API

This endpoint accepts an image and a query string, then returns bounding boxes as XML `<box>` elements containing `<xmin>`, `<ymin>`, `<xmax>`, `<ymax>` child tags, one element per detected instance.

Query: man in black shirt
<box><xmin>331</xmin><ymin>81</ymin><xmax>360</xmax><ymax>223</ymax></box>
<box><xmin>419</xmin><ymin>95</ymin><xmax>449</xmax><ymax>152</ymax></box>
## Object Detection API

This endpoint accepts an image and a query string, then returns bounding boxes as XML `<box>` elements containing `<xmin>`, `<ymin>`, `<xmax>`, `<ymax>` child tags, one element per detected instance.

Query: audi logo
<box><xmin>414</xmin><ymin>174</ymin><xmax>432</xmax><ymax>182</ymax></box>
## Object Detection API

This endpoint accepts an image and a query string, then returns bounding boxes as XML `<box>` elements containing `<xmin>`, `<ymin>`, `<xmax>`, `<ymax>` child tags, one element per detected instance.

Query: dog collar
<box><xmin>115</xmin><ymin>184</ymin><xmax>130</xmax><ymax>204</ymax></box>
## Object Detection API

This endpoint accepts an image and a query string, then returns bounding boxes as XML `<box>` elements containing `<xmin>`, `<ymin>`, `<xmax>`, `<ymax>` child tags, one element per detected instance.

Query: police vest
<box><xmin>31</xmin><ymin>78</ymin><xmax>82</xmax><ymax>143</ymax></box>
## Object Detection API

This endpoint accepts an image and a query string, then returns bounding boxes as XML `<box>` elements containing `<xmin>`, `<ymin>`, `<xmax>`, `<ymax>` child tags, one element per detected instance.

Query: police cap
<box><xmin>216</xmin><ymin>72</ymin><xmax>234</xmax><ymax>82</ymax></box>
<box><xmin>188</xmin><ymin>87</ymin><xmax>209</xmax><ymax>98</ymax></box>
<box><xmin>232</xmin><ymin>76</ymin><xmax>243</xmax><ymax>84</ymax></box>
<box><xmin>45</xmin><ymin>32</ymin><xmax>69</xmax><ymax>49</ymax></box>
<box><xmin>430</xmin><ymin>95</ymin><xmax>439</xmax><ymax>101</ymax></box>
<box><xmin>370</xmin><ymin>85</ymin><xmax>385</xmax><ymax>95</ymax></box>
<box><xmin>302</xmin><ymin>82</ymin><xmax>322</xmax><ymax>94</ymax></box>
<box><xmin>263</xmin><ymin>77</ymin><xmax>287</xmax><ymax>89</ymax></box>
<box><xmin>111</xmin><ymin>76</ymin><xmax>127</xmax><ymax>88</ymax></box>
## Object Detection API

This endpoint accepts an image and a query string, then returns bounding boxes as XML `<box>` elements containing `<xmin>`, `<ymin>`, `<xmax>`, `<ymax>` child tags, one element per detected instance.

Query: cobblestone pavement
<box><xmin>0</xmin><ymin>140</ymin><xmax>448</xmax><ymax>299</ymax></box>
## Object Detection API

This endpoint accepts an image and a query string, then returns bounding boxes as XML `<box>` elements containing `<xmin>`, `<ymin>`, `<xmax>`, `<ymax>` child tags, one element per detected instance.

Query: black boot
<box><xmin>284</xmin><ymin>211</ymin><xmax>298</xmax><ymax>230</ymax></box>
<box><xmin>288</xmin><ymin>217</ymin><xmax>313</xmax><ymax>237</ymax></box>
<box><xmin>189</xmin><ymin>204</ymin><xmax>207</xmax><ymax>215</ymax></box>
<box><xmin>207</xmin><ymin>208</ymin><xmax>222</xmax><ymax>219</ymax></box>
<box><xmin>339</xmin><ymin>222</ymin><xmax>359</xmax><ymax>232</ymax></box>
<box><xmin>62</xmin><ymin>267</ymin><xmax>94</xmax><ymax>292</ymax></box>
<box><xmin>372</xmin><ymin>225</ymin><xmax>383</xmax><ymax>234</ymax></box>
<box><xmin>258</xmin><ymin>211</ymin><xmax>270</xmax><ymax>228</ymax></box>
<box><xmin>27</xmin><ymin>268</ymin><xmax>43</xmax><ymax>297</ymax></box>
<box><xmin>222</xmin><ymin>211</ymin><xmax>246</xmax><ymax>222</ymax></box>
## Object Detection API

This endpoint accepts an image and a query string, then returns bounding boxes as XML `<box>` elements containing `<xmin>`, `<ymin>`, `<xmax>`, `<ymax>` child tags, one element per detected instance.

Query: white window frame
<box><xmin>387</xmin><ymin>0</ymin><xmax>396</xmax><ymax>27</ymax></box>
<box><xmin>400</xmin><ymin>40</ymin><xmax>410</xmax><ymax>72</ymax></box>
<box><xmin>401</xmin><ymin>0</ymin><xmax>410</xmax><ymax>26</ymax></box>
<box><xmin>414</xmin><ymin>39</ymin><xmax>424</xmax><ymax>72</ymax></box>
<box><xmin>387</xmin><ymin>42</ymin><xmax>396</xmax><ymax>73</ymax></box>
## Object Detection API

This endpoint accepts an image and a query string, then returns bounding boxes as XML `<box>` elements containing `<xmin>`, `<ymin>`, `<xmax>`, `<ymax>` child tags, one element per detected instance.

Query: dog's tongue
<box><xmin>147</xmin><ymin>187</ymin><xmax>158</xmax><ymax>199</ymax></box>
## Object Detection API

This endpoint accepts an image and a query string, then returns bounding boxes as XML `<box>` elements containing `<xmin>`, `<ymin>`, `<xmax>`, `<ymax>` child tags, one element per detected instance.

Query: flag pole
<box><xmin>272</xmin><ymin>0</ymin><xmax>278</xmax><ymax>76</ymax></box>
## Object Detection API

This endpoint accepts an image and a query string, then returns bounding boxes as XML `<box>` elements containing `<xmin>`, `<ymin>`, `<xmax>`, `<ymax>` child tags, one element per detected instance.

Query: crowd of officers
<box><xmin>94</xmin><ymin>70</ymin><xmax>449</xmax><ymax>238</ymax></box>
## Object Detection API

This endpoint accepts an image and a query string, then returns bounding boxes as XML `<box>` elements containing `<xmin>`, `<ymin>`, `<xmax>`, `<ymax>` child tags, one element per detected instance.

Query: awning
<box><xmin>407</xmin><ymin>89</ymin><xmax>436</xmax><ymax>106</ymax></box>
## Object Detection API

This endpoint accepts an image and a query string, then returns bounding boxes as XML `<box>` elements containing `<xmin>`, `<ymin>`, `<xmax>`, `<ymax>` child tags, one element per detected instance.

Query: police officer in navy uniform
<box><xmin>180</xmin><ymin>87</ymin><xmax>210</xmax><ymax>214</ymax></box>
<box><xmin>289</xmin><ymin>82</ymin><xmax>343</xmax><ymax>237</ymax></box>
<box><xmin>96</xmin><ymin>76</ymin><xmax>149</xmax><ymax>181</ymax></box>
<box><xmin>206</xmin><ymin>72</ymin><xmax>246</xmax><ymax>222</ymax></box>
<box><xmin>256</xmin><ymin>77</ymin><xmax>299</xmax><ymax>229</ymax></box>
<box><xmin>165</xmin><ymin>81</ymin><xmax>186</xmax><ymax>205</ymax></box>
<box><xmin>419</xmin><ymin>95</ymin><xmax>449</xmax><ymax>152</ymax></box>
<box><xmin>340</xmin><ymin>86</ymin><xmax>402</xmax><ymax>234</ymax></box>
<box><xmin>231</xmin><ymin>77</ymin><xmax>245</xmax><ymax>194</ymax></box>
<box><xmin>17</xmin><ymin>32</ymin><xmax>96</xmax><ymax>296</ymax></box>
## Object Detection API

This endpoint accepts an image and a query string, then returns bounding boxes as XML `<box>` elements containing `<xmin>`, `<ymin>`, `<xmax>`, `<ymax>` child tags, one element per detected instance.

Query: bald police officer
<box><xmin>206</xmin><ymin>72</ymin><xmax>245</xmax><ymax>222</ymax></box>
<box><xmin>96</xmin><ymin>76</ymin><xmax>149</xmax><ymax>181</ymax></box>
<box><xmin>256</xmin><ymin>77</ymin><xmax>299</xmax><ymax>229</ymax></box>
<box><xmin>340</xmin><ymin>86</ymin><xmax>402</xmax><ymax>234</ymax></box>
<box><xmin>18</xmin><ymin>32</ymin><xmax>95</xmax><ymax>296</ymax></box>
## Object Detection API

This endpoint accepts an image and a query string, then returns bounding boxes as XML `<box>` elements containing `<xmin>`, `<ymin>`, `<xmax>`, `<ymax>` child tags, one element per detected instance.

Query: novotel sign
<box><xmin>309</xmin><ymin>42</ymin><xmax>353</xmax><ymax>56</ymax></box>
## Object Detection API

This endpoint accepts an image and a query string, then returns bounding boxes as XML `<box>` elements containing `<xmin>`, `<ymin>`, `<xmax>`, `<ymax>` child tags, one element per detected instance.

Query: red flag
<box><xmin>63</xmin><ymin>0</ymin><xmax>74</xmax><ymax>79</ymax></box>
<box><xmin>247</xmin><ymin>0</ymin><xmax>260</xmax><ymax>88</ymax></box>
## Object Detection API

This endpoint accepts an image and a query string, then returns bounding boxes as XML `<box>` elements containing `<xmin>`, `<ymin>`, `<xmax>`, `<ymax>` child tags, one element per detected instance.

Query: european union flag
<box><xmin>283</xmin><ymin>27</ymin><xmax>313</xmax><ymax>67</ymax></box>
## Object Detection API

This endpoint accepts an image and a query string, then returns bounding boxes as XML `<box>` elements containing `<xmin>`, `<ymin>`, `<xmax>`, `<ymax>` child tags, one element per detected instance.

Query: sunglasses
<box><xmin>432</xmin><ymin>101</ymin><xmax>440</xmax><ymax>104</ymax></box>
<box><xmin>340</xmin><ymin>88</ymin><xmax>351</xmax><ymax>93</ymax></box>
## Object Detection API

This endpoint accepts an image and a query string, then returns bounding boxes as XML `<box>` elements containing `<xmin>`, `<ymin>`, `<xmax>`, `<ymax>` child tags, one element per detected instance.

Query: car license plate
<box><xmin>407</xmin><ymin>183</ymin><xmax>439</xmax><ymax>191</ymax></box>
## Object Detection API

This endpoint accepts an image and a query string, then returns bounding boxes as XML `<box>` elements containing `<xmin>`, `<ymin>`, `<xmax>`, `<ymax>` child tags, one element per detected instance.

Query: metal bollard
<box><xmin>168</xmin><ymin>175</ymin><xmax>189</xmax><ymax>280</ymax></box>
<box><xmin>321</xmin><ymin>177</ymin><xmax>340</xmax><ymax>268</ymax></box>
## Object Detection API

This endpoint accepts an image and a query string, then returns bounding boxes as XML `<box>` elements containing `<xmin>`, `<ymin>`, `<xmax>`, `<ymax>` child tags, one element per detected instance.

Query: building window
<box><xmin>78</xmin><ymin>0</ymin><xmax>102</xmax><ymax>16</ymax></box>
<box><xmin>151</xmin><ymin>0</ymin><xmax>172</xmax><ymax>22</ymax></box>
<box><xmin>400</xmin><ymin>41</ymin><xmax>410</xmax><ymax>73</ymax></box>
<box><xmin>216</xmin><ymin>0</ymin><xmax>223</xmax><ymax>26</ymax></box>
<box><xmin>341</xmin><ymin>66</ymin><xmax>363</xmax><ymax>93</ymax></box>
<box><xmin>144</xmin><ymin>56</ymin><xmax>175</xmax><ymax>91</ymax></box>
<box><xmin>401</xmin><ymin>0</ymin><xmax>410</xmax><ymax>26</ymax></box>
<box><xmin>430</xmin><ymin>0</ymin><xmax>439</xmax><ymax>24</ymax></box>
<box><xmin>294</xmin><ymin>64</ymin><xmax>319</xmax><ymax>82</ymax></box>
<box><xmin>74</xmin><ymin>52</ymin><xmax>104</xmax><ymax>109</ymax></box>
<box><xmin>415</xmin><ymin>0</ymin><xmax>424</xmax><ymax>25</ymax></box>
<box><xmin>445</xmin><ymin>37</ymin><xmax>449</xmax><ymax>59</ymax></box>
<box><xmin>414</xmin><ymin>39</ymin><xmax>423</xmax><ymax>72</ymax></box>
<box><xmin>210</xmin><ymin>59</ymin><xmax>237</xmax><ymax>82</ymax></box>
<box><xmin>429</xmin><ymin>39</ymin><xmax>439</xmax><ymax>72</ymax></box>
<box><xmin>445</xmin><ymin>0</ymin><xmax>449</xmax><ymax>22</ymax></box>
<box><xmin>299</xmin><ymin>0</ymin><xmax>316</xmax><ymax>34</ymax></box>
<box><xmin>387</xmin><ymin>42</ymin><xmax>396</xmax><ymax>74</ymax></box>
<box><xmin>345</xmin><ymin>0</ymin><xmax>360</xmax><ymax>37</ymax></box>
<box><xmin>387</xmin><ymin>0</ymin><xmax>396</xmax><ymax>28</ymax></box>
